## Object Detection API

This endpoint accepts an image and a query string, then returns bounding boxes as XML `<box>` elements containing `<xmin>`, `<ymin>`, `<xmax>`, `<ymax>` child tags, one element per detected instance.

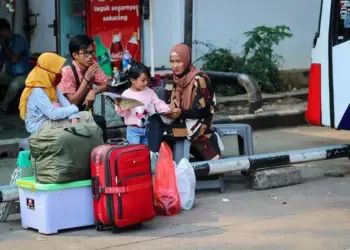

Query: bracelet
<box><xmin>84</xmin><ymin>77</ymin><xmax>91</xmax><ymax>83</ymax></box>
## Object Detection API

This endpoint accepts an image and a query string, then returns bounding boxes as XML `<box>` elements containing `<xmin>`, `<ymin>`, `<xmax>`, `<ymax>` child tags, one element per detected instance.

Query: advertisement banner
<box><xmin>86</xmin><ymin>0</ymin><xmax>141</xmax><ymax>76</ymax></box>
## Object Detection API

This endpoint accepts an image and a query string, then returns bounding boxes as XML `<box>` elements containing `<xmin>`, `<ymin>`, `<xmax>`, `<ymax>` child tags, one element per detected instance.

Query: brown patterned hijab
<box><xmin>170</xmin><ymin>44</ymin><xmax>200</xmax><ymax>110</ymax></box>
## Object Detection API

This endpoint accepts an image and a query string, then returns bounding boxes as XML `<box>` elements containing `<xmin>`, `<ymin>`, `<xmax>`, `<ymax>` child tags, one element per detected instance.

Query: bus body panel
<box><xmin>333</xmin><ymin>41</ymin><xmax>350</xmax><ymax>129</ymax></box>
<box><xmin>308</xmin><ymin>0</ymin><xmax>331</xmax><ymax>127</ymax></box>
<box><xmin>319</xmin><ymin>0</ymin><xmax>332</xmax><ymax>127</ymax></box>
<box><xmin>308</xmin><ymin>0</ymin><xmax>350</xmax><ymax>130</ymax></box>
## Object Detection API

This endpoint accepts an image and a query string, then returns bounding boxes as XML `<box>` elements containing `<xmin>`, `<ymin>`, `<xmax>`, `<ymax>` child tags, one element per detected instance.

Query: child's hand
<box><xmin>170</xmin><ymin>100</ymin><xmax>180</xmax><ymax>108</ymax></box>
<box><xmin>168</xmin><ymin>108</ymin><xmax>181</xmax><ymax>119</ymax></box>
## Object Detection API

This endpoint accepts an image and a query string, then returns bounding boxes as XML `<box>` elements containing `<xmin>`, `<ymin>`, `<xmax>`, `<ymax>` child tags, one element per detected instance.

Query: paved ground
<box><xmin>1</xmin><ymin>126</ymin><xmax>350</xmax><ymax>249</ymax></box>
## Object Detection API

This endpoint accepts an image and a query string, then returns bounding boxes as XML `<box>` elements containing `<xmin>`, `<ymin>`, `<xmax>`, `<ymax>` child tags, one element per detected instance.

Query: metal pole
<box><xmin>184</xmin><ymin>0</ymin><xmax>193</xmax><ymax>47</ymax></box>
<box><xmin>192</xmin><ymin>144</ymin><xmax>350</xmax><ymax>176</ymax></box>
<box><xmin>205</xmin><ymin>71</ymin><xmax>262</xmax><ymax>113</ymax></box>
<box><xmin>149</xmin><ymin>0</ymin><xmax>155</xmax><ymax>77</ymax></box>
<box><xmin>11</xmin><ymin>0</ymin><xmax>16</xmax><ymax>32</ymax></box>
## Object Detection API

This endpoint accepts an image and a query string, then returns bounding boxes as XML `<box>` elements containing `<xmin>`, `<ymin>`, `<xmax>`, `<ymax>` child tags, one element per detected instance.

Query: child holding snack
<box><xmin>115</xmin><ymin>62</ymin><xmax>171</xmax><ymax>145</ymax></box>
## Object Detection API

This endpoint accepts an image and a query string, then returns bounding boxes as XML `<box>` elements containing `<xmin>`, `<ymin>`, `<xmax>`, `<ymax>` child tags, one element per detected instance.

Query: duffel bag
<box><xmin>29</xmin><ymin>123</ymin><xmax>104</xmax><ymax>183</ymax></box>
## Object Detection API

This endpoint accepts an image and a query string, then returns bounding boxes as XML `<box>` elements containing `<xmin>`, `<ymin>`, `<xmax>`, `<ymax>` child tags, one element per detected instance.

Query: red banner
<box><xmin>86</xmin><ymin>0</ymin><xmax>141</xmax><ymax>73</ymax></box>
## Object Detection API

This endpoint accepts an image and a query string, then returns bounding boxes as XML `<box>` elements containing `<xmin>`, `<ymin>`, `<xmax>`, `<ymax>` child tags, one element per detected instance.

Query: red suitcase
<box><xmin>91</xmin><ymin>139</ymin><xmax>155</xmax><ymax>233</ymax></box>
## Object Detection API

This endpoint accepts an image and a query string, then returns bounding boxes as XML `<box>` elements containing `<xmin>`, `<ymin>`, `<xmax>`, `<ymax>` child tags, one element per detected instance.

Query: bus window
<box><xmin>334</xmin><ymin>0</ymin><xmax>350</xmax><ymax>45</ymax></box>
<box><xmin>313</xmin><ymin>0</ymin><xmax>323</xmax><ymax>47</ymax></box>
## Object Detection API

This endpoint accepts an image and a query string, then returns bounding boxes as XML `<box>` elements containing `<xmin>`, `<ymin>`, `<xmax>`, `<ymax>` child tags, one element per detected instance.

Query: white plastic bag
<box><xmin>175</xmin><ymin>158</ymin><xmax>196</xmax><ymax>210</ymax></box>
<box><xmin>150</xmin><ymin>151</ymin><xmax>158</xmax><ymax>175</ymax></box>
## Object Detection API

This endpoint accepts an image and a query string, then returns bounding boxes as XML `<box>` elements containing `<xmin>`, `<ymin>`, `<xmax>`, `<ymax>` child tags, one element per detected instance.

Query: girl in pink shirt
<box><xmin>115</xmin><ymin>62</ymin><xmax>171</xmax><ymax>145</ymax></box>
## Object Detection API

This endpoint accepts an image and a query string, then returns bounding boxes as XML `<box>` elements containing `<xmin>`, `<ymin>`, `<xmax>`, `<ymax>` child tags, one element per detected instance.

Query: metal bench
<box><xmin>173</xmin><ymin>123</ymin><xmax>254</xmax><ymax>192</ymax></box>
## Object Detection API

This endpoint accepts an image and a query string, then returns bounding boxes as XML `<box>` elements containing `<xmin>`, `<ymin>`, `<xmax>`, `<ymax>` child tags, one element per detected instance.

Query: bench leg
<box><xmin>237</xmin><ymin>135</ymin><xmax>245</xmax><ymax>155</ymax></box>
<box><xmin>195</xmin><ymin>174</ymin><xmax>225</xmax><ymax>193</ymax></box>
<box><xmin>173</xmin><ymin>139</ymin><xmax>191</xmax><ymax>164</ymax></box>
<box><xmin>219</xmin><ymin>175</ymin><xmax>225</xmax><ymax>193</ymax></box>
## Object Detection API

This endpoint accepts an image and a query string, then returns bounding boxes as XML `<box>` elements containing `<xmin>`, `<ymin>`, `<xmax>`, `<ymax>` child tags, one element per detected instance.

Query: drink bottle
<box><xmin>110</xmin><ymin>31</ymin><xmax>123</xmax><ymax>71</ymax></box>
<box><xmin>126</xmin><ymin>32</ymin><xmax>139</xmax><ymax>58</ymax></box>
<box><xmin>94</xmin><ymin>35</ymin><xmax>112</xmax><ymax>77</ymax></box>
<box><xmin>122</xmin><ymin>50</ymin><xmax>132</xmax><ymax>72</ymax></box>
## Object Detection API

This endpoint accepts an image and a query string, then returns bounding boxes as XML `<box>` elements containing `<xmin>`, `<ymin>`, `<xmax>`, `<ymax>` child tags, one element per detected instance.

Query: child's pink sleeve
<box><xmin>115</xmin><ymin>104</ymin><xmax>130</xmax><ymax>117</ymax></box>
<box><xmin>151</xmin><ymin>90</ymin><xmax>171</xmax><ymax>113</ymax></box>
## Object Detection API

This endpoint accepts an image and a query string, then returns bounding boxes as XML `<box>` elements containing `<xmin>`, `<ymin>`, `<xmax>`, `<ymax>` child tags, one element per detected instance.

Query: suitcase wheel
<box><xmin>110</xmin><ymin>223</ymin><xmax>143</xmax><ymax>234</ymax></box>
<box><xmin>133</xmin><ymin>223</ymin><xmax>143</xmax><ymax>230</ymax></box>
<box><xmin>111</xmin><ymin>225</ymin><xmax>121</xmax><ymax>234</ymax></box>
<box><xmin>94</xmin><ymin>221</ymin><xmax>105</xmax><ymax>232</ymax></box>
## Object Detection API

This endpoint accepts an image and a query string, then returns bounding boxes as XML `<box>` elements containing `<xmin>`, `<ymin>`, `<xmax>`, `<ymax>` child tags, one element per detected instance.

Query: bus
<box><xmin>306</xmin><ymin>0</ymin><xmax>350</xmax><ymax>130</ymax></box>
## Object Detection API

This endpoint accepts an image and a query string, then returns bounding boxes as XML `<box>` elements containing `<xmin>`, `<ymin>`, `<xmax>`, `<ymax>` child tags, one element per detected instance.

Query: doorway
<box><xmin>28</xmin><ymin>0</ymin><xmax>58</xmax><ymax>54</ymax></box>
<box><xmin>57</xmin><ymin>0</ymin><xmax>86</xmax><ymax>59</ymax></box>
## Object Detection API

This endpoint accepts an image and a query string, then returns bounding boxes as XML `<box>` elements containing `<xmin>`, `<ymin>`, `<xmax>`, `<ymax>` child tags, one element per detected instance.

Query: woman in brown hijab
<box><xmin>148</xmin><ymin>43</ymin><xmax>221</xmax><ymax>161</ymax></box>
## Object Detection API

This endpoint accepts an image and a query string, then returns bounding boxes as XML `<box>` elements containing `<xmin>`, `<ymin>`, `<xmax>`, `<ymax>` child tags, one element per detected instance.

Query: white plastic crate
<box><xmin>16</xmin><ymin>177</ymin><xmax>94</xmax><ymax>235</ymax></box>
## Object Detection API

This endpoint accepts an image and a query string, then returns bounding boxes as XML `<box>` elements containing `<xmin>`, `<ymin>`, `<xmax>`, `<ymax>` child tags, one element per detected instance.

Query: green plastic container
<box><xmin>16</xmin><ymin>177</ymin><xmax>91</xmax><ymax>191</ymax></box>
<box><xmin>16</xmin><ymin>150</ymin><xmax>32</xmax><ymax>169</ymax></box>
<box><xmin>16</xmin><ymin>176</ymin><xmax>94</xmax><ymax>234</ymax></box>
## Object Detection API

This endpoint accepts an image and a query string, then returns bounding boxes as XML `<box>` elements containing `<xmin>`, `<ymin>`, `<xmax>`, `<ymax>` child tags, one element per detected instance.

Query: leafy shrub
<box><xmin>194</xmin><ymin>25</ymin><xmax>293</xmax><ymax>95</ymax></box>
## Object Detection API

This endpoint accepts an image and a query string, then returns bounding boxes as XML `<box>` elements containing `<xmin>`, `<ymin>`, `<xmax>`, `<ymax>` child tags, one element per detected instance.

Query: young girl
<box><xmin>115</xmin><ymin>62</ymin><xmax>171</xmax><ymax>145</ymax></box>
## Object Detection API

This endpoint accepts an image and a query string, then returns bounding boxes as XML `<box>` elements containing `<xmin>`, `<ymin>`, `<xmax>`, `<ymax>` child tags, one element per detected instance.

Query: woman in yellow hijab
<box><xmin>19</xmin><ymin>52</ymin><xmax>93</xmax><ymax>134</ymax></box>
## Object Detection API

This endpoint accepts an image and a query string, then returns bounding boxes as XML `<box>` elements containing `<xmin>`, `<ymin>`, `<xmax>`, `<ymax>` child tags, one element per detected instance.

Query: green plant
<box><xmin>193</xmin><ymin>41</ymin><xmax>246</xmax><ymax>96</ymax></box>
<box><xmin>194</xmin><ymin>25</ymin><xmax>293</xmax><ymax>95</ymax></box>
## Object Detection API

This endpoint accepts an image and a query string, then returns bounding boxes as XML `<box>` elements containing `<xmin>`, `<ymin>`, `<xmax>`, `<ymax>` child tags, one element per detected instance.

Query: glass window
<box><xmin>334</xmin><ymin>0</ymin><xmax>350</xmax><ymax>45</ymax></box>
<box><xmin>313</xmin><ymin>0</ymin><xmax>324</xmax><ymax>47</ymax></box>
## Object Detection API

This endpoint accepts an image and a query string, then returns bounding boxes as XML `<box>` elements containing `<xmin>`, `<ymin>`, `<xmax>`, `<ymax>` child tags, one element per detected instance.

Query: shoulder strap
<box><xmin>70</xmin><ymin>65</ymin><xmax>80</xmax><ymax>90</ymax></box>
<box><xmin>70</xmin><ymin>65</ymin><xmax>86</xmax><ymax>111</ymax></box>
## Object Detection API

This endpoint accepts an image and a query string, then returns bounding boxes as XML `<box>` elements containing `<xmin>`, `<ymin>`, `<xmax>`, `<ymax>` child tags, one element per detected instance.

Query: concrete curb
<box><xmin>214</xmin><ymin>108</ymin><xmax>307</xmax><ymax>130</ymax></box>
<box><xmin>0</xmin><ymin>138</ymin><xmax>21</xmax><ymax>159</ymax></box>
<box><xmin>217</xmin><ymin>89</ymin><xmax>308</xmax><ymax>107</ymax></box>
<box><xmin>248</xmin><ymin>165</ymin><xmax>303</xmax><ymax>190</ymax></box>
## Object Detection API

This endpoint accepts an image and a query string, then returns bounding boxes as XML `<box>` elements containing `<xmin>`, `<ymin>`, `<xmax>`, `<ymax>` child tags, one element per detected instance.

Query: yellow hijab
<box><xmin>19</xmin><ymin>52</ymin><xmax>66</xmax><ymax>120</ymax></box>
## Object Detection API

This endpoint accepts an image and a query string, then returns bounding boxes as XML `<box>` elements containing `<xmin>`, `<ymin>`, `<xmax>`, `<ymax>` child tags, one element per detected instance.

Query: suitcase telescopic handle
<box><xmin>92</xmin><ymin>177</ymin><xmax>100</xmax><ymax>200</ymax></box>
<box><xmin>107</xmin><ymin>138</ymin><xmax>128</xmax><ymax>145</ymax></box>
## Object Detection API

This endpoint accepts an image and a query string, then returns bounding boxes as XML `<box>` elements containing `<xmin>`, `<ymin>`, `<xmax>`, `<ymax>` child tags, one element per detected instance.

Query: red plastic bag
<box><xmin>153</xmin><ymin>142</ymin><xmax>181</xmax><ymax>216</ymax></box>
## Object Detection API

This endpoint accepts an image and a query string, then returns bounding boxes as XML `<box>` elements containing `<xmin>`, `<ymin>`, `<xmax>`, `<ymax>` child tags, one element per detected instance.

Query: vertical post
<box><xmin>24</xmin><ymin>0</ymin><xmax>31</xmax><ymax>46</ymax></box>
<box><xmin>149</xmin><ymin>0</ymin><xmax>155</xmax><ymax>77</ymax></box>
<box><xmin>11</xmin><ymin>0</ymin><xmax>16</xmax><ymax>32</ymax></box>
<box><xmin>184</xmin><ymin>0</ymin><xmax>193</xmax><ymax>47</ymax></box>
